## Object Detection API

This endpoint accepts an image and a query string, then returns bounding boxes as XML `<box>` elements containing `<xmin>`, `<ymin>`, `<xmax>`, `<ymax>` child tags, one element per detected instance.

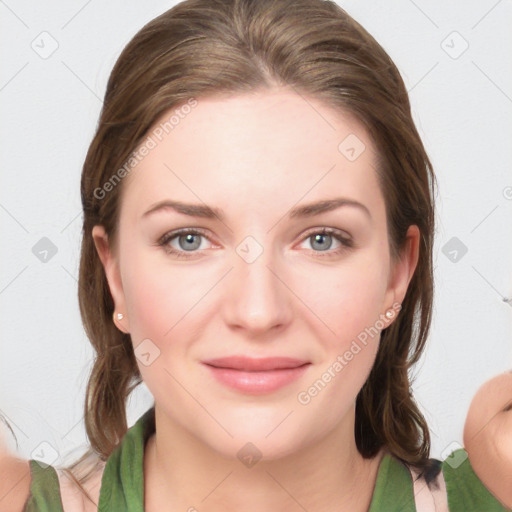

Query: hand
<box><xmin>463</xmin><ymin>371</ymin><xmax>512</xmax><ymax>509</ymax></box>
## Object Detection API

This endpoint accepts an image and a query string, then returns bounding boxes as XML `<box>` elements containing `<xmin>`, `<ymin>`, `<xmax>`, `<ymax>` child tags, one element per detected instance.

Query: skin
<box><xmin>92</xmin><ymin>88</ymin><xmax>420</xmax><ymax>512</ymax></box>
<box><xmin>463</xmin><ymin>371</ymin><xmax>512</xmax><ymax>509</ymax></box>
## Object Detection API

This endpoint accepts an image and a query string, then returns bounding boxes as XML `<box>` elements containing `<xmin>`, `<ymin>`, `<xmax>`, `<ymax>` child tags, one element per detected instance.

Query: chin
<box><xmin>210</xmin><ymin>412</ymin><xmax>325</xmax><ymax>463</ymax></box>
<box><xmin>209</xmin><ymin>434</ymin><xmax>304</xmax><ymax>464</ymax></box>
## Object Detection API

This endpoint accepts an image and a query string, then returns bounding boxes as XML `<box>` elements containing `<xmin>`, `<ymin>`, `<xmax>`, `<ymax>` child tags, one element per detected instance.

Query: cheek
<box><xmin>125</xmin><ymin>271</ymin><xmax>175</xmax><ymax>340</ymax></box>
<box><xmin>299</xmin><ymin>252</ymin><xmax>388</xmax><ymax>342</ymax></box>
<box><xmin>122</xmin><ymin>255</ymin><xmax>211</xmax><ymax>394</ymax></box>
<box><xmin>121</xmin><ymin>248</ymin><xmax>205</xmax><ymax>343</ymax></box>
<box><xmin>292</xmin><ymin>254</ymin><xmax>387</xmax><ymax>401</ymax></box>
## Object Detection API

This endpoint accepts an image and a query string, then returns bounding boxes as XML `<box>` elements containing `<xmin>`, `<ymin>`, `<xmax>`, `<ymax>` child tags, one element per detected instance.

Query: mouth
<box><xmin>202</xmin><ymin>356</ymin><xmax>310</xmax><ymax>371</ymax></box>
<box><xmin>201</xmin><ymin>356</ymin><xmax>311</xmax><ymax>394</ymax></box>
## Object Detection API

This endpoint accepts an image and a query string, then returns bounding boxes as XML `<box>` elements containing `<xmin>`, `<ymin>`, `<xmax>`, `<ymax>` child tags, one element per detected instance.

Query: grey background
<box><xmin>1</xmin><ymin>0</ymin><xmax>511</xmax><ymax>466</ymax></box>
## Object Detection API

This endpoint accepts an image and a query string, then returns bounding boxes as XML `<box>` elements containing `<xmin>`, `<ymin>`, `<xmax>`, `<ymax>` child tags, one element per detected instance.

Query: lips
<box><xmin>202</xmin><ymin>356</ymin><xmax>311</xmax><ymax>394</ymax></box>
<box><xmin>202</xmin><ymin>356</ymin><xmax>310</xmax><ymax>371</ymax></box>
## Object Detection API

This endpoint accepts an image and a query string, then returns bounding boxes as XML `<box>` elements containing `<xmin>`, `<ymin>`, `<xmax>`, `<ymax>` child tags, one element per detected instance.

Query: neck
<box><xmin>144</xmin><ymin>405</ymin><xmax>385</xmax><ymax>512</ymax></box>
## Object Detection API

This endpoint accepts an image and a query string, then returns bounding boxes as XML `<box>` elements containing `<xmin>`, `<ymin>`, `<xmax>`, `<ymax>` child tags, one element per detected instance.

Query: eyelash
<box><xmin>157</xmin><ymin>227</ymin><xmax>354</xmax><ymax>260</ymax></box>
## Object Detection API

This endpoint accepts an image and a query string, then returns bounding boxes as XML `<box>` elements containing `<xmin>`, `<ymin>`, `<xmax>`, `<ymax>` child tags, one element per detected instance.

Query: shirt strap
<box><xmin>409</xmin><ymin>464</ymin><xmax>449</xmax><ymax>512</ymax></box>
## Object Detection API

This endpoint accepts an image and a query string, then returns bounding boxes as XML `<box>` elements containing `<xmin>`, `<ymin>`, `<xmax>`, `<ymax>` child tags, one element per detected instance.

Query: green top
<box><xmin>23</xmin><ymin>406</ymin><xmax>510</xmax><ymax>511</ymax></box>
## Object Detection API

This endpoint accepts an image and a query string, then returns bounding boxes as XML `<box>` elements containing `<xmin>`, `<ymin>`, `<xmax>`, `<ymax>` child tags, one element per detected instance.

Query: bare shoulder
<box><xmin>463</xmin><ymin>371</ymin><xmax>512</xmax><ymax>509</ymax></box>
<box><xmin>0</xmin><ymin>455</ymin><xmax>31</xmax><ymax>512</ymax></box>
<box><xmin>56</xmin><ymin>454</ymin><xmax>106</xmax><ymax>512</ymax></box>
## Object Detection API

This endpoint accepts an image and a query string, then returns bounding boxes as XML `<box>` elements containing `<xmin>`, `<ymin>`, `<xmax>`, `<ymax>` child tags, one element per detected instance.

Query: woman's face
<box><xmin>94</xmin><ymin>88</ymin><xmax>418</xmax><ymax>460</ymax></box>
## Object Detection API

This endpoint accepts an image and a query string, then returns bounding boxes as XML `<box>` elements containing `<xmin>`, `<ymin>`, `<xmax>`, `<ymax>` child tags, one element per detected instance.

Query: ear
<box><xmin>382</xmin><ymin>224</ymin><xmax>420</xmax><ymax>323</ymax></box>
<box><xmin>92</xmin><ymin>225</ymin><xmax>130</xmax><ymax>333</ymax></box>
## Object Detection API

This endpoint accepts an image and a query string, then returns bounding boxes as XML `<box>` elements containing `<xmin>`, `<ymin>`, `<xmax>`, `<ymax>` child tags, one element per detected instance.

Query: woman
<box><xmin>1</xmin><ymin>0</ymin><xmax>510</xmax><ymax>510</ymax></box>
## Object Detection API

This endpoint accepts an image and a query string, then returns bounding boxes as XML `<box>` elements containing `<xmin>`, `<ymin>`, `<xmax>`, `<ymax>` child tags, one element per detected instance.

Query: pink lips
<box><xmin>202</xmin><ymin>356</ymin><xmax>311</xmax><ymax>394</ymax></box>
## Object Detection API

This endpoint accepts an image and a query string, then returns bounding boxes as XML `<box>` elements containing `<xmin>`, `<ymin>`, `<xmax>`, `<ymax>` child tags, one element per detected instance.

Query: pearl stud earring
<box><xmin>113</xmin><ymin>312</ymin><xmax>124</xmax><ymax>322</ymax></box>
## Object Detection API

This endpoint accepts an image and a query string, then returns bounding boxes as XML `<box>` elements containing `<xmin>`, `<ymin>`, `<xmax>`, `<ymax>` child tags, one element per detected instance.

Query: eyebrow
<box><xmin>142</xmin><ymin>197</ymin><xmax>371</xmax><ymax>221</ymax></box>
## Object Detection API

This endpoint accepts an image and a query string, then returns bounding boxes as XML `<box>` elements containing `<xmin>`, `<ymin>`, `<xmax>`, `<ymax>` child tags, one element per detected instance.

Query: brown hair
<box><xmin>14</xmin><ymin>0</ymin><xmax>439</xmax><ymax>506</ymax></box>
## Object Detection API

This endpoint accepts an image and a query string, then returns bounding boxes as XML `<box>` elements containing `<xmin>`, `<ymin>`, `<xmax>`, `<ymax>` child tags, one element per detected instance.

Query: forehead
<box><xmin>120</xmin><ymin>89</ymin><xmax>384</xmax><ymax>222</ymax></box>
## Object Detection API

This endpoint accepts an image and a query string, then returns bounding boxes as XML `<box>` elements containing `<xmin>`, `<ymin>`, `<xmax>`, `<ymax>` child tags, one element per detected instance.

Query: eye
<box><xmin>297</xmin><ymin>227</ymin><xmax>354</xmax><ymax>258</ymax></box>
<box><xmin>157</xmin><ymin>228</ymin><xmax>213</xmax><ymax>259</ymax></box>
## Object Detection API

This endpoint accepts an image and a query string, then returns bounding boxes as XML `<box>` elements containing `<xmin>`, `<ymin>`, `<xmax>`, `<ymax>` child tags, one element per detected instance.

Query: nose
<box><xmin>222</xmin><ymin>240</ymin><xmax>292</xmax><ymax>336</ymax></box>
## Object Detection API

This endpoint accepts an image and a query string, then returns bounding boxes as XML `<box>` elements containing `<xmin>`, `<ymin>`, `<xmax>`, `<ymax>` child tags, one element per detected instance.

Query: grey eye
<box><xmin>176</xmin><ymin>233</ymin><xmax>203</xmax><ymax>251</ymax></box>
<box><xmin>310</xmin><ymin>233</ymin><xmax>334</xmax><ymax>251</ymax></box>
